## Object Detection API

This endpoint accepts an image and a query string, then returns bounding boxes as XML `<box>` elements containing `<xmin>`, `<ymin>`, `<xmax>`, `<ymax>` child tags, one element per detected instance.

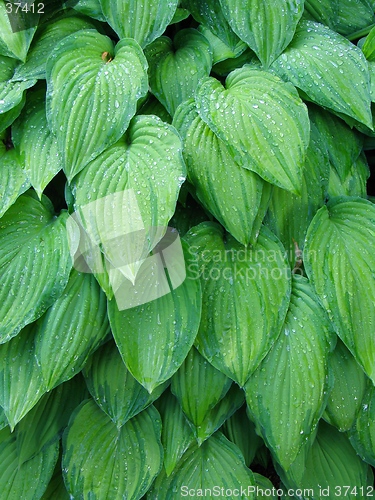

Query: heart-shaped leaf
<box><xmin>0</xmin><ymin>324</ymin><xmax>46</xmax><ymax>430</ymax></box>
<box><xmin>63</xmin><ymin>401</ymin><xmax>163</xmax><ymax>499</ymax></box>
<box><xmin>171</xmin><ymin>346</ymin><xmax>232</xmax><ymax>434</ymax></box>
<box><xmin>195</xmin><ymin>68</ymin><xmax>310</xmax><ymax>194</ymax></box>
<box><xmin>46</xmin><ymin>29</ymin><xmax>148</xmax><ymax>180</ymax></box>
<box><xmin>173</xmin><ymin>99</ymin><xmax>272</xmax><ymax>246</ymax></box>
<box><xmin>271</xmin><ymin>20</ymin><xmax>373</xmax><ymax>128</ymax></box>
<box><xmin>154</xmin><ymin>389</ymin><xmax>195</xmax><ymax>476</ymax></box>
<box><xmin>324</xmin><ymin>338</ymin><xmax>369</xmax><ymax>432</ymax></box>
<box><xmin>108</xmin><ymin>243</ymin><xmax>201</xmax><ymax>393</ymax></box>
<box><xmin>34</xmin><ymin>269</ymin><xmax>109</xmax><ymax>391</ymax></box>
<box><xmin>0</xmin><ymin>1</ymin><xmax>37</xmax><ymax>61</ymax></box>
<box><xmin>12</xmin><ymin>87</ymin><xmax>63</xmax><ymax>199</ymax></box>
<box><xmin>70</xmin><ymin>114</ymin><xmax>186</xmax><ymax>284</ymax></box>
<box><xmin>99</xmin><ymin>0</ymin><xmax>178</xmax><ymax>48</ymax></box>
<box><xmin>149</xmin><ymin>432</ymin><xmax>256</xmax><ymax>499</ymax></box>
<box><xmin>245</xmin><ymin>276</ymin><xmax>335</xmax><ymax>470</ymax></box>
<box><xmin>0</xmin><ymin>149</ymin><xmax>30</xmax><ymax>218</ymax></box>
<box><xmin>185</xmin><ymin>222</ymin><xmax>291</xmax><ymax>386</ymax></box>
<box><xmin>304</xmin><ymin>197</ymin><xmax>375</xmax><ymax>384</ymax></box>
<box><xmin>145</xmin><ymin>28</ymin><xmax>212</xmax><ymax>116</ymax></box>
<box><xmin>83</xmin><ymin>340</ymin><xmax>168</xmax><ymax>426</ymax></box>
<box><xmin>0</xmin><ymin>192</ymin><xmax>73</xmax><ymax>343</ymax></box>
<box><xmin>219</xmin><ymin>0</ymin><xmax>304</xmax><ymax>67</ymax></box>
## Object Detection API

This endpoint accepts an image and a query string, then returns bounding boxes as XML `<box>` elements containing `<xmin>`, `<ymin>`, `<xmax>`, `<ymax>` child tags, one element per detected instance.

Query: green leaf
<box><xmin>280</xmin><ymin>420</ymin><xmax>373</xmax><ymax>496</ymax></box>
<box><xmin>16</xmin><ymin>376</ymin><xmax>88</xmax><ymax>464</ymax></box>
<box><xmin>335</xmin><ymin>0</ymin><xmax>375</xmax><ymax>37</ymax></box>
<box><xmin>324</xmin><ymin>338</ymin><xmax>369</xmax><ymax>432</ymax></box>
<box><xmin>264</xmin><ymin>120</ymin><xmax>329</xmax><ymax>264</ymax></box>
<box><xmin>0</xmin><ymin>324</ymin><xmax>46</xmax><ymax>430</ymax></box>
<box><xmin>171</xmin><ymin>346</ymin><xmax>232</xmax><ymax>439</ymax></box>
<box><xmin>271</xmin><ymin>20</ymin><xmax>373</xmax><ymax>129</ymax></box>
<box><xmin>219</xmin><ymin>0</ymin><xmax>304</xmax><ymax>67</ymax></box>
<box><xmin>13</xmin><ymin>16</ymin><xmax>98</xmax><ymax>81</ymax></box>
<box><xmin>195</xmin><ymin>68</ymin><xmax>310</xmax><ymax>194</ymax></box>
<box><xmin>185</xmin><ymin>222</ymin><xmax>291</xmax><ymax>387</ymax></box>
<box><xmin>67</xmin><ymin>0</ymin><xmax>105</xmax><ymax>21</ymax></box>
<box><xmin>362</xmin><ymin>25</ymin><xmax>375</xmax><ymax>61</ymax></box>
<box><xmin>41</xmin><ymin>456</ymin><xmax>70</xmax><ymax>500</ymax></box>
<box><xmin>223</xmin><ymin>405</ymin><xmax>264</xmax><ymax>467</ymax></box>
<box><xmin>0</xmin><ymin>90</ymin><xmax>25</xmax><ymax>133</ymax></box>
<box><xmin>12</xmin><ymin>87</ymin><xmax>62</xmax><ymax>198</ymax></box>
<box><xmin>34</xmin><ymin>269</ymin><xmax>109</xmax><ymax>391</ymax></box>
<box><xmin>154</xmin><ymin>389</ymin><xmax>195</xmax><ymax>476</ymax></box>
<box><xmin>349</xmin><ymin>383</ymin><xmax>375</xmax><ymax>466</ymax></box>
<box><xmin>0</xmin><ymin>148</ymin><xmax>30</xmax><ymax>218</ymax></box>
<box><xmin>70</xmin><ymin>114</ymin><xmax>185</xmax><ymax>284</ymax></box>
<box><xmin>0</xmin><ymin>192</ymin><xmax>72</xmax><ymax>343</ymax></box>
<box><xmin>63</xmin><ymin>400</ymin><xmax>163</xmax><ymax>499</ymax></box>
<box><xmin>173</xmin><ymin>99</ymin><xmax>272</xmax><ymax>246</ymax></box>
<box><xmin>304</xmin><ymin>197</ymin><xmax>375</xmax><ymax>384</ymax></box>
<box><xmin>195</xmin><ymin>384</ymin><xmax>245</xmax><ymax>444</ymax></box>
<box><xmin>145</xmin><ymin>29</ymin><xmax>212</xmax><ymax>116</ymax></box>
<box><xmin>197</xmin><ymin>25</ymin><xmax>247</xmax><ymax>65</ymax></box>
<box><xmin>83</xmin><ymin>340</ymin><xmax>168</xmax><ymax>426</ymax></box>
<box><xmin>328</xmin><ymin>151</ymin><xmax>370</xmax><ymax>198</ymax></box>
<box><xmin>0</xmin><ymin>426</ymin><xmax>59</xmax><ymax>500</ymax></box>
<box><xmin>181</xmin><ymin>0</ymin><xmax>242</xmax><ymax>52</ymax></box>
<box><xmin>108</xmin><ymin>243</ymin><xmax>201</xmax><ymax>392</ymax></box>
<box><xmin>46</xmin><ymin>29</ymin><xmax>148</xmax><ymax>180</ymax></box>
<box><xmin>149</xmin><ymin>432</ymin><xmax>256</xmax><ymax>499</ymax></box>
<box><xmin>245</xmin><ymin>276</ymin><xmax>335</xmax><ymax>470</ymax></box>
<box><xmin>304</xmin><ymin>0</ymin><xmax>338</xmax><ymax>29</ymax></box>
<box><xmin>99</xmin><ymin>0</ymin><xmax>178</xmax><ymax>48</ymax></box>
<box><xmin>0</xmin><ymin>1</ymin><xmax>37</xmax><ymax>61</ymax></box>
<box><xmin>0</xmin><ymin>55</ymin><xmax>36</xmax><ymax>115</ymax></box>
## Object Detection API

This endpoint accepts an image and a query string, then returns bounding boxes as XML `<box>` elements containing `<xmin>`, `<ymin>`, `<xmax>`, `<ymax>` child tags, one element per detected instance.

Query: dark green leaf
<box><xmin>349</xmin><ymin>383</ymin><xmax>375</xmax><ymax>466</ymax></box>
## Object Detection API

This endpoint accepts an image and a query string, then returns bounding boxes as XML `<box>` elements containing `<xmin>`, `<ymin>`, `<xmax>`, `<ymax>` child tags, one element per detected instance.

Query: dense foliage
<box><xmin>1</xmin><ymin>0</ymin><xmax>375</xmax><ymax>498</ymax></box>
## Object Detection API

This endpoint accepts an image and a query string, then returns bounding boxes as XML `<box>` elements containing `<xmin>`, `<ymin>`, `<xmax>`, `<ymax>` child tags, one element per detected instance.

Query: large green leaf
<box><xmin>185</xmin><ymin>222</ymin><xmax>291</xmax><ymax>387</ymax></box>
<box><xmin>149</xmin><ymin>432</ymin><xmax>256</xmax><ymax>499</ymax></box>
<box><xmin>46</xmin><ymin>29</ymin><xmax>148</xmax><ymax>180</ymax></box>
<box><xmin>245</xmin><ymin>276</ymin><xmax>335</xmax><ymax>470</ymax></box>
<box><xmin>154</xmin><ymin>389</ymin><xmax>195</xmax><ymax>476</ymax></box>
<box><xmin>0</xmin><ymin>0</ymin><xmax>37</xmax><ymax>61</ymax></box>
<box><xmin>108</xmin><ymin>243</ymin><xmax>201</xmax><ymax>392</ymax></box>
<box><xmin>173</xmin><ymin>99</ymin><xmax>272</xmax><ymax>246</ymax></box>
<box><xmin>304</xmin><ymin>197</ymin><xmax>375</xmax><ymax>384</ymax></box>
<box><xmin>13</xmin><ymin>16</ymin><xmax>98</xmax><ymax>81</ymax></box>
<box><xmin>280</xmin><ymin>420</ymin><xmax>373</xmax><ymax>497</ymax></box>
<box><xmin>63</xmin><ymin>401</ymin><xmax>163</xmax><ymax>499</ymax></box>
<box><xmin>0</xmin><ymin>192</ymin><xmax>72</xmax><ymax>343</ymax></box>
<box><xmin>83</xmin><ymin>340</ymin><xmax>168</xmax><ymax>427</ymax></box>
<box><xmin>349</xmin><ymin>383</ymin><xmax>375</xmax><ymax>466</ymax></box>
<box><xmin>0</xmin><ymin>324</ymin><xmax>46</xmax><ymax>430</ymax></box>
<box><xmin>335</xmin><ymin>0</ymin><xmax>375</xmax><ymax>37</ymax></box>
<box><xmin>219</xmin><ymin>0</ymin><xmax>304</xmax><ymax>67</ymax></box>
<box><xmin>195</xmin><ymin>68</ymin><xmax>310</xmax><ymax>194</ymax></box>
<box><xmin>264</xmin><ymin>120</ymin><xmax>329</xmax><ymax>265</ymax></box>
<box><xmin>0</xmin><ymin>426</ymin><xmax>59</xmax><ymax>500</ymax></box>
<box><xmin>0</xmin><ymin>55</ymin><xmax>36</xmax><ymax>115</ymax></box>
<box><xmin>70</xmin><ymin>114</ymin><xmax>186</xmax><ymax>284</ymax></box>
<box><xmin>0</xmin><ymin>148</ymin><xmax>30</xmax><ymax>218</ymax></box>
<box><xmin>271</xmin><ymin>20</ymin><xmax>373</xmax><ymax>128</ymax></box>
<box><xmin>324</xmin><ymin>338</ymin><xmax>369</xmax><ymax>432</ymax></box>
<box><xmin>12</xmin><ymin>87</ymin><xmax>62</xmax><ymax>198</ymax></box>
<box><xmin>34</xmin><ymin>269</ymin><xmax>109</xmax><ymax>391</ymax></box>
<box><xmin>181</xmin><ymin>0</ymin><xmax>242</xmax><ymax>52</ymax></box>
<box><xmin>99</xmin><ymin>0</ymin><xmax>178</xmax><ymax>48</ymax></box>
<box><xmin>16</xmin><ymin>376</ymin><xmax>87</xmax><ymax>464</ymax></box>
<box><xmin>144</xmin><ymin>29</ymin><xmax>212</xmax><ymax>116</ymax></box>
<box><xmin>171</xmin><ymin>347</ymin><xmax>232</xmax><ymax>433</ymax></box>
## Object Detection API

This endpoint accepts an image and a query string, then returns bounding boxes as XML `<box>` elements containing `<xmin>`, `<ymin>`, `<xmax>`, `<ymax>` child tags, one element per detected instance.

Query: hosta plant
<box><xmin>1</xmin><ymin>0</ymin><xmax>375</xmax><ymax>498</ymax></box>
